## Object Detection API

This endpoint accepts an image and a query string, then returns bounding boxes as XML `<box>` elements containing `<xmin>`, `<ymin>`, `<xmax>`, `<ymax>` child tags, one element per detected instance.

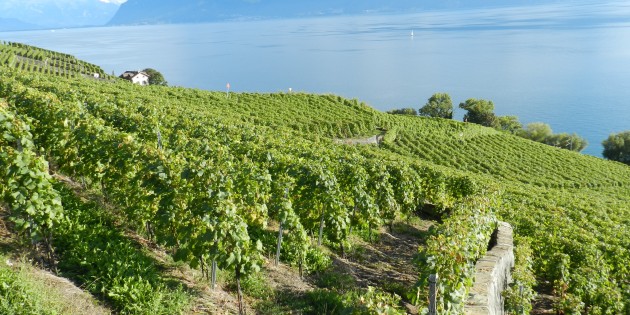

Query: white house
<box><xmin>119</xmin><ymin>70</ymin><xmax>150</xmax><ymax>85</ymax></box>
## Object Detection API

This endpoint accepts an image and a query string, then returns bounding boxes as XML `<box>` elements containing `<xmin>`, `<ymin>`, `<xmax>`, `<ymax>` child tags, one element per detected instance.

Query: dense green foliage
<box><xmin>518</xmin><ymin>122</ymin><xmax>588</xmax><ymax>152</ymax></box>
<box><xmin>1</xmin><ymin>43</ymin><xmax>629</xmax><ymax>314</ymax></box>
<box><xmin>459</xmin><ymin>100</ymin><xmax>588</xmax><ymax>152</ymax></box>
<box><xmin>1</xmin><ymin>101</ymin><xmax>187</xmax><ymax>314</ymax></box>
<box><xmin>518</xmin><ymin>122</ymin><xmax>552</xmax><ymax>143</ymax></box>
<box><xmin>419</xmin><ymin>92</ymin><xmax>453</xmax><ymax>119</ymax></box>
<box><xmin>503</xmin><ymin>236</ymin><xmax>536</xmax><ymax>314</ymax></box>
<box><xmin>495</xmin><ymin>115</ymin><xmax>522</xmax><ymax>134</ymax></box>
<box><xmin>142</xmin><ymin>68</ymin><xmax>168</xmax><ymax>86</ymax></box>
<box><xmin>419</xmin><ymin>194</ymin><xmax>498</xmax><ymax>314</ymax></box>
<box><xmin>0</xmin><ymin>103</ymin><xmax>64</xmax><ymax>262</ymax></box>
<box><xmin>54</xmin><ymin>184</ymin><xmax>190</xmax><ymax>314</ymax></box>
<box><xmin>602</xmin><ymin>130</ymin><xmax>630</xmax><ymax>165</ymax></box>
<box><xmin>387</xmin><ymin>107</ymin><xmax>417</xmax><ymax>116</ymax></box>
<box><xmin>459</xmin><ymin>98</ymin><xmax>497</xmax><ymax>127</ymax></box>
<box><xmin>0</xmin><ymin>63</ymin><xmax>479</xmax><ymax>313</ymax></box>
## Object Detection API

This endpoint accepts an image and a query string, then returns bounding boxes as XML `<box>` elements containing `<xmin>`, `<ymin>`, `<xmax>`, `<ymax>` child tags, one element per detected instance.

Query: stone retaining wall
<box><xmin>334</xmin><ymin>135</ymin><xmax>382</xmax><ymax>145</ymax></box>
<box><xmin>464</xmin><ymin>222</ymin><xmax>514</xmax><ymax>315</ymax></box>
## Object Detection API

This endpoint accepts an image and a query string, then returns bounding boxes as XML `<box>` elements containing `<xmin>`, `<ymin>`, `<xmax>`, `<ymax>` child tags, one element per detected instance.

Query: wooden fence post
<box><xmin>429</xmin><ymin>274</ymin><xmax>439</xmax><ymax>315</ymax></box>
<box><xmin>275</xmin><ymin>222</ymin><xmax>284</xmax><ymax>266</ymax></box>
<box><xmin>156</xmin><ymin>127</ymin><xmax>162</xmax><ymax>150</ymax></box>
<box><xmin>518</xmin><ymin>284</ymin><xmax>524</xmax><ymax>314</ymax></box>
<box><xmin>211</xmin><ymin>259</ymin><xmax>217</xmax><ymax>290</ymax></box>
<box><xmin>275</xmin><ymin>188</ymin><xmax>289</xmax><ymax>266</ymax></box>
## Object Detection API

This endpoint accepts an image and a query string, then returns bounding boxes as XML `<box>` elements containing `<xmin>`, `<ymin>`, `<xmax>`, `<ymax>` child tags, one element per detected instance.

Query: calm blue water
<box><xmin>3</xmin><ymin>1</ymin><xmax>630</xmax><ymax>157</ymax></box>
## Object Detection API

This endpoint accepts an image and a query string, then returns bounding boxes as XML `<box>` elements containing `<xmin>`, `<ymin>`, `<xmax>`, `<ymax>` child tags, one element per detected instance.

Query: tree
<box><xmin>419</xmin><ymin>93</ymin><xmax>453</xmax><ymax>119</ymax></box>
<box><xmin>518</xmin><ymin>123</ymin><xmax>588</xmax><ymax>152</ymax></box>
<box><xmin>545</xmin><ymin>133</ymin><xmax>588</xmax><ymax>152</ymax></box>
<box><xmin>496</xmin><ymin>115</ymin><xmax>522</xmax><ymax>134</ymax></box>
<box><xmin>518</xmin><ymin>122</ymin><xmax>553</xmax><ymax>143</ymax></box>
<box><xmin>459</xmin><ymin>98</ymin><xmax>497</xmax><ymax>127</ymax></box>
<box><xmin>387</xmin><ymin>108</ymin><xmax>417</xmax><ymax>116</ymax></box>
<box><xmin>142</xmin><ymin>68</ymin><xmax>168</xmax><ymax>86</ymax></box>
<box><xmin>602</xmin><ymin>131</ymin><xmax>630</xmax><ymax>165</ymax></box>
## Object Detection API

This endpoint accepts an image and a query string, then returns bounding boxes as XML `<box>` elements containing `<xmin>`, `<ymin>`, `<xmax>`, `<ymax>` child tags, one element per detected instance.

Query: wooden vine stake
<box><xmin>275</xmin><ymin>222</ymin><xmax>284</xmax><ymax>266</ymax></box>
<box><xmin>428</xmin><ymin>274</ymin><xmax>439</xmax><ymax>315</ymax></box>
<box><xmin>211</xmin><ymin>259</ymin><xmax>217</xmax><ymax>290</ymax></box>
<box><xmin>236</xmin><ymin>267</ymin><xmax>245</xmax><ymax>315</ymax></box>
<box><xmin>275</xmin><ymin>188</ymin><xmax>289</xmax><ymax>266</ymax></box>
<box><xmin>317</xmin><ymin>212</ymin><xmax>325</xmax><ymax>246</ymax></box>
<box><xmin>156</xmin><ymin>125</ymin><xmax>162</xmax><ymax>150</ymax></box>
<box><xmin>349</xmin><ymin>205</ymin><xmax>357</xmax><ymax>235</ymax></box>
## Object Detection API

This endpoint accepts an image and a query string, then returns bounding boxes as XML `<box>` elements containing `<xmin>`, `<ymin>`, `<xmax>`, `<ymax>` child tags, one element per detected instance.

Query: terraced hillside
<box><xmin>1</xmin><ymin>43</ymin><xmax>629</xmax><ymax>314</ymax></box>
<box><xmin>0</xmin><ymin>41</ymin><xmax>111</xmax><ymax>79</ymax></box>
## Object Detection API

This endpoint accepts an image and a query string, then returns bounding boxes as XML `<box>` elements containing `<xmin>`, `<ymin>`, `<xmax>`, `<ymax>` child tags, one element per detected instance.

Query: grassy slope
<box><xmin>1</xmin><ymin>42</ymin><xmax>629</xmax><ymax>312</ymax></box>
<box><xmin>0</xmin><ymin>204</ymin><xmax>111</xmax><ymax>315</ymax></box>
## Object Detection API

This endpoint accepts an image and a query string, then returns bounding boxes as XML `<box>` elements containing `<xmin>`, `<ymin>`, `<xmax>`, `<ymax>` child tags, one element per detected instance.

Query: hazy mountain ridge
<box><xmin>0</xmin><ymin>0</ymin><xmax>119</xmax><ymax>31</ymax></box>
<box><xmin>108</xmin><ymin>0</ymin><xmax>557</xmax><ymax>25</ymax></box>
<box><xmin>0</xmin><ymin>17</ymin><xmax>41</xmax><ymax>32</ymax></box>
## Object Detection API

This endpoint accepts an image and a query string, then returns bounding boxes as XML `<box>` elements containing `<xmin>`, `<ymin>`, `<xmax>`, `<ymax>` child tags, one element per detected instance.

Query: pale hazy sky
<box><xmin>1</xmin><ymin>0</ymin><xmax>127</xmax><ymax>5</ymax></box>
<box><xmin>99</xmin><ymin>0</ymin><xmax>127</xmax><ymax>4</ymax></box>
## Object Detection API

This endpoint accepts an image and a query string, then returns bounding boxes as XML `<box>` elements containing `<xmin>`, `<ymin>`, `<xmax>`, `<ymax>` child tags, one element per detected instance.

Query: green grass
<box><xmin>0</xmin><ymin>257</ymin><xmax>62</xmax><ymax>315</ymax></box>
<box><xmin>0</xmin><ymin>255</ymin><xmax>108</xmax><ymax>315</ymax></box>
<box><xmin>52</xmin><ymin>184</ymin><xmax>191</xmax><ymax>315</ymax></box>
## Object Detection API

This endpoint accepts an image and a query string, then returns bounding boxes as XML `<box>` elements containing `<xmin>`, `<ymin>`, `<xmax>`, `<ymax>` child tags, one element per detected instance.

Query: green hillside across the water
<box><xmin>1</xmin><ymin>42</ymin><xmax>628</xmax><ymax>314</ymax></box>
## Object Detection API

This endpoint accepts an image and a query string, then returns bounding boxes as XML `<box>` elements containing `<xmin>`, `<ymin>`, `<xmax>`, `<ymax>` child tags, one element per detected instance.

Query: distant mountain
<box><xmin>0</xmin><ymin>18</ymin><xmax>41</xmax><ymax>32</ymax></box>
<box><xmin>108</xmin><ymin>0</ymin><xmax>557</xmax><ymax>25</ymax></box>
<box><xmin>0</xmin><ymin>0</ymin><xmax>120</xmax><ymax>30</ymax></box>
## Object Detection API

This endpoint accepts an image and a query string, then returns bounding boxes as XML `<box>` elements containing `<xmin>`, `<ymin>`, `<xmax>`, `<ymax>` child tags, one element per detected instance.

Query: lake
<box><xmin>2</xmin><ymin>1</ymin><xmax>630</xmax><ymax>157</ymax></box>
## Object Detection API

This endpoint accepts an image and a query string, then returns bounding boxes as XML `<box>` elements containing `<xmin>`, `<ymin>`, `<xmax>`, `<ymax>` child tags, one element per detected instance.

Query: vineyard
<box><xmin>0</xmin><ymin>41</ymin><xmax>111</xmax><ymax>79</ymax></box>
<box><xmin>0</xmin><ymin>43</ymin><xmax>629</xmax><ymax>314</ymax></box>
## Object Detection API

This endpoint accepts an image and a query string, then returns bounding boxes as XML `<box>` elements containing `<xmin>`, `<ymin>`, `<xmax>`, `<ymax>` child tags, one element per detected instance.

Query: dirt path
<box><xmin>330</xmin><ymin>220</ymin><xmax>433</xmax><ymax>314</ymax></box>
<box><xmin>172</xmin><ymin>220</ymin><xmax>434</xmax><ymax>314</ymax></box>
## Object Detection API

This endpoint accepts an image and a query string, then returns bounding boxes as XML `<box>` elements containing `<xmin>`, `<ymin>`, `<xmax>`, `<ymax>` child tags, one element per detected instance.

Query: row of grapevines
<box><xmin>499</xmin><ymin>184</ymin><xmax>629</xmax><ymax>313</ymax></box>
<box><xmin>1</xmin><ymin>70</ymin><xmax>413</xmax><ymax>311</ymax></box>
<box><xmin>20</xmin><ymin>73</ymin><xmax>377</xmax><ymax>141</ymax></box>
<box><xmin>1</xmin><ymin>99</ymin><xmax>189</xmax><ymax>313</ymax></box>
<box><xmin>418</xmin><ymin>193</ymin><xmax>499</xmax><ymax>314</ymax></box>
<box><xmin>1</xmin><ymin>63</ymin><xmax>497</xmax><ymax>313</ymax></box>
<box><xmin>0</xmin><ymin>42</ymin><xmax>108</xmax><ymax>78</ymax></box>
<box><xmin>0</xmin><ymin>101</ymin><xmax>64</xmax><ymax>263</ymax></box>
<box><xmin>9</xmin><ymin>40</ymin><xmax>628</xmax><ymax>189</ymax></box>
<box><xmin>0</xmin><ymin>71</ymin><xmax>265</xmax><ymax>311</ymax></box>
<box><xmin>390</xmin><ymin>124</ymin><xmax>630</xmax><ymax>189</ymax></box>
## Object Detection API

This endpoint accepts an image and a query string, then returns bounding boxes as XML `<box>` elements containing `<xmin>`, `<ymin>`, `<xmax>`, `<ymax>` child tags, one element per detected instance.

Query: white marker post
<box><xmin>226</xmin><ymin>82</ymin><xmax>231</xmax><ymax>98</ymax></box>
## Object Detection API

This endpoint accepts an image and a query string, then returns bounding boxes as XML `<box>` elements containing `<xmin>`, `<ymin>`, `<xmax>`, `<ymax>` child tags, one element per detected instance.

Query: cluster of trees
<box><xmin>388</xmin><ymin>93</ymin><xmax>590</xmax><ymax>152</ymax></box>
<box><xmin>517</xmin><ymin>122</ymin><xmax>589</xmax><ymax>152</ymax></box>
<box><xmin>458</xmin><ymin>98</ymin><xmax>589</xmax><ymax>152</ymax></box>
<box><xmin>602</xmin><ymin>131</ymin><xmax>630</xmax><ymax>165</ymax></box>
<box><xmin>386</xmin><ymin>108</ymin><xmax>417</xmax><ymax>115</ymax></box>
<box><xmin>387</xmin><ymin>93</ymin><xmax>453</xmax><ymax>119</ymax></box>
<box><xmin>388</xmin><ymin>93</ymin><xmax>630</xmax><ymax>164</ymax></box>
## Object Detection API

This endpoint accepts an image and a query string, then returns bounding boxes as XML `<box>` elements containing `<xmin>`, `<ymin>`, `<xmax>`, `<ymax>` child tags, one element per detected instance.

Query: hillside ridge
<box><xmin>108</xmin><ymin>0</ymin><xmax>559</xmax><ymax>25</ymax></box>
